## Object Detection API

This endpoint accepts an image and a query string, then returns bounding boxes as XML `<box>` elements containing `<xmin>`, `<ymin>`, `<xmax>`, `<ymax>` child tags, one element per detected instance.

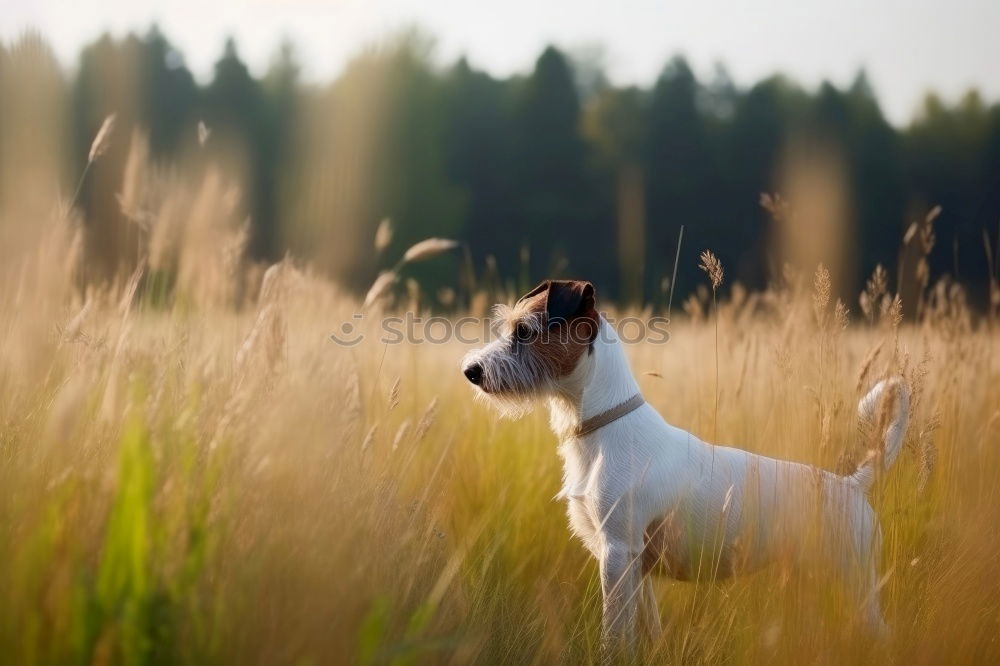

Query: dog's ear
<box><xmin>517</xmin><ymin>280</ymin><xmax>551</xmax><ymax>304</ymax></box>
<box><xmin>544</xmin><ymin>280</ymin><xmax>595</xmax><ymax>322</ymax></box>
<box><xmin>546</xmin><ymin>281</ymin><xmax>599</xmax><ymax>346</ymax></box>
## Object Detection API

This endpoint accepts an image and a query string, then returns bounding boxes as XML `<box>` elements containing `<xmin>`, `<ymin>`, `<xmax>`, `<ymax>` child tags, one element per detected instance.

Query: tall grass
<box><xmin>2</xmin><ymin>91</ymin><xmax>1000</xmax><ymax>666</ymax></box>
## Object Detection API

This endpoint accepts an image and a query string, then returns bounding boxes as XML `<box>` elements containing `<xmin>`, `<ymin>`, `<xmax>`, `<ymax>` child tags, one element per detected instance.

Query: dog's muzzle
<box><xmin>463</xmin><ymin>362</ymin><xmax>483</xmax><ymax>386</ymax></box>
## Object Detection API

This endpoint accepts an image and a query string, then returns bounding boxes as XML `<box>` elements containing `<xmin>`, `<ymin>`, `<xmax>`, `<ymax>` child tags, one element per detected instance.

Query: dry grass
<box><xmin>1</xmin><ymin>103</ymin><xmax>1000</xmax><ymax>666</ymax></box>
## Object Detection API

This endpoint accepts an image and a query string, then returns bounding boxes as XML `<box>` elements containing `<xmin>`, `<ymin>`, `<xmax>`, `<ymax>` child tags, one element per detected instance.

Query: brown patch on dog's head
<box><xmin>461</xmin><ymin>280</ymin><xmax>602</xmax><ymax>410</ymax></box>
<box><xmin>506</xmin><ymin>279</ymin><xmax>600</xmax><ymax>377</ymax></box>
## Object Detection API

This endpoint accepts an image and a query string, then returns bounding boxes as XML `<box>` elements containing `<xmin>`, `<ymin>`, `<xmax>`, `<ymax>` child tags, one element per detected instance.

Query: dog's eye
<box><xmin>514</xmin><ymin>323</ymin><xmax>536</xmax><ymax>343</ymax></box>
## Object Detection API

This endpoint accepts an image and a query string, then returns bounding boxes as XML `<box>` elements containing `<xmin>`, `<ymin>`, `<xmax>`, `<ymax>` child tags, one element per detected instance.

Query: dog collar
<box><xmin>575</xmin><ymin>394</ymin><xmax>645</xmax><ymax>438</ymax></box>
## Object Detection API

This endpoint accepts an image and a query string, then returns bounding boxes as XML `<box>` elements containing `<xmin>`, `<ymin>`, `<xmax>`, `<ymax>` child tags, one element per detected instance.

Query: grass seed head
<box><xmin>375</xmin><ymin>218</ymin><xmax>394</xmax><ymax>252</ymax></box>
<box><xmin>699</xmin><ymin>250</ymin><xmax>724</xmax><ymax>290</ymax></box>
<box><xmin>402</xmin><ymin>238</ymin><xmax>460</xmax><ymax>264</ymax></box>
<box><xmin>198</xmin><ymin>120</ymin><xmax>211</xmax><ymax>146</ymax></box>
<box><xmin>364</xmin><ymin>271</ymin><xmax>397</xmax><ymax>307</ymax></box>
<box><xmin>88</xmin><ymin>113</ymin><xmax>117</xmax><ymax>163</ymax></box>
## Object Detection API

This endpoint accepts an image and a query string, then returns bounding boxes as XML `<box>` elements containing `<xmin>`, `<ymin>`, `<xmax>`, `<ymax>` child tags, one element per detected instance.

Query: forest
<box><xmin>3</xmin><ymin>27</ymin><xmax>999</xmax><ymax>308</ymax></box>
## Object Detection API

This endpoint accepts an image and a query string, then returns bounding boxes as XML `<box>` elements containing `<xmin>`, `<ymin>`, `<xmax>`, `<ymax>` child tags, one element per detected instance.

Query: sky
<box><xmin>3</xmin><ymin>0</ymin><xmax>999</xmax><ymax>126</ymax></box>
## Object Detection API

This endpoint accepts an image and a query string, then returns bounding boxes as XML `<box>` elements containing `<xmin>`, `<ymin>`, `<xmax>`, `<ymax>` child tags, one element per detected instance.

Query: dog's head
<box><xmin>461</xmin><ymin>279</ymin><xmax>600</xmax><ymax>416</ymax></box>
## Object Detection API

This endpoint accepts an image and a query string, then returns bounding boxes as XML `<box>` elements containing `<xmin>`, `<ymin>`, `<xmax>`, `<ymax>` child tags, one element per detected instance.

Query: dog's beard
<box><xmin>473</xmin><ymin>389</ymin><xmax>537</xmax><ymax>420</ymax></box>
<box><xmin>465</xmin><ymin>346</ymin><xmax>552</xmax><ymax>420</ymax></box>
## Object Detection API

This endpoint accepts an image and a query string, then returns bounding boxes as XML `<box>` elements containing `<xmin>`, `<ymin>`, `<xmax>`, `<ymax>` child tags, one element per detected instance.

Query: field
<box><xmin>2</xmin><ymin>174</ymin><xmax>999</xmax><ymax>666</ymax></box>
<box><xmin>0</xmin><ymin>102</ymin><xmax>998</xmax><ymax>665</ymax></box>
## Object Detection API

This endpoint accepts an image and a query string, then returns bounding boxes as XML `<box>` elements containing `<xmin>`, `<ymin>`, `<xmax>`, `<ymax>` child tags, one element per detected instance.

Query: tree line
<box><xmin>3</xmin><ymin>27</ymin><xmax>999</xmax><ymax>308</ymax></box>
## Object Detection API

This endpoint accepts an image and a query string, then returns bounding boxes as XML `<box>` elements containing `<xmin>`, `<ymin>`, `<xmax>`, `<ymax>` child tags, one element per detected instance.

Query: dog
<box><xmin>461</xmin><ymin>279</ymin><xmax>910</xmax><ymax>648</ymax></box>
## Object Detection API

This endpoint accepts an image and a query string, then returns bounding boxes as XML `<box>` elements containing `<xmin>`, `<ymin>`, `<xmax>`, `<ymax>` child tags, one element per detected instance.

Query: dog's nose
<box><xmin>463</xmin><ymin>363</ymin><xmax>483</xmax><ymax>385</ymax></box>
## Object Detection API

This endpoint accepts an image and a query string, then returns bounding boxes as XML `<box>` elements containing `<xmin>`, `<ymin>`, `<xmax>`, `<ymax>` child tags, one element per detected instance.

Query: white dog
<box><xmin>461</xmin><ymin>279</ymin><xmax>909</xmax><ymax>648</ymax></box>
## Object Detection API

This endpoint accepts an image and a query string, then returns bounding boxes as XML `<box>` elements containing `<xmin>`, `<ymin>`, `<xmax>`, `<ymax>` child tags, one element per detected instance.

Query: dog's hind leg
<box><xmin>857</xmin><ymin>522</ymin><xmax>891</xmax><ymax>639</ymax></box>
<box><xmin>855</xmin><ymin>556</ymin><xmax>890</xmax><ymax>638</ymax></box>
<box><xmin>837</xmin><ymin>512</ymin><xmax>890</xmax><ymax>638</ymax></box>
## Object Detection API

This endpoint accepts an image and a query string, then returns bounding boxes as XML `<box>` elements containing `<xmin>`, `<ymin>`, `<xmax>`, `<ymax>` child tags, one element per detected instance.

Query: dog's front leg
<box><xmin>639</xmin><ymin>577</ymin><xmax>662</xmax><ymax>641</ymax></box>
<box><xmin>599</xmin><ymin>538</ymin><xmax>642</xmax><ymax>652</ymax></box>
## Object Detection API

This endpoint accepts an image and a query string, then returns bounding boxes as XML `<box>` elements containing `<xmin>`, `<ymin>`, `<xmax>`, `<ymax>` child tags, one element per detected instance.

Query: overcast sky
<box><xmin>3</xmin><ymin>0</ymin><xmax>999</xmax><ymax>126</ymax></box>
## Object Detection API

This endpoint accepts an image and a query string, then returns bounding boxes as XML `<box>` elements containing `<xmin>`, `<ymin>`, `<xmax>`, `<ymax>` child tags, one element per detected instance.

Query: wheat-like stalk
<box><xmin>834</xmin><ymin>299</ymin><xmax>849</xmax><ymax>331</ymax></box>
<box><xmin>392</xmin><ymin>419</ymin><xmax>412</xmax><ymax>451</ymax></box>
<box><xmin>68</xmin><ymin>112</ymin><xmax>118</xmax><ymax>214</ymax></box>
<box><xmin>89</xmin><ymin>113</ymin><xmax>117</xmax><ymax>163</ymax></box>
<box><xmin>364</xmin><ymin>271</ymin><xmax>397</xmax><ymax>307</ymax></box>
<box><xmin>388</xmin><ymin>377</ymin><xmax>401</xmax><ymax>410</ymax></box>
<box><xmin>760</xmin><ymin>192</ymin><xmax>792</xmax><ymax>223</ymax></box>
<box><xmin>699</xmin><ymin>250</ymin><xmax>724</xmax><ymax>290</ymax></box>
<box><xmin>198</xmin><ymin>120</ymin><xmax>211</xmax><ymax>147</ymax></box>
<box><xmin>860</xmin><ymin>264</ymin><xmax>889</xmax><ymax>324</ymax></box>
<box><xmin>360</xmin><ymin>425</ymin><xmax>378</xmax><ymax>454</ymax></box>
<box><xmin>402</xmin><ymin>238</ymin><xmax>460</xmax><ymax>264</ymax></box>
<box><xmin>886</xmin><ymin>294</ymin><xmax>903</xmax><ymax>329</ymax></box>
<box><xmin>367</xmin><ymin>237</ymin><xmax>461</xmax><ymax>307</ymax></box>
<box><xmin>375</xmin><ymin>218</ymin><xmax>394</xmax><ymax>252</ymax></box>
<box><xmin>916</xmin><ymin>207</ymin><xmax>940</xmax><ymax>318</ymax></box>
<box><xmin>813</xmin><ymin>263</ymin><xmax>831</xmax><ymax>326</ymax></box>
<box><xmin>699</xmin><ymin>249</ymin><xmax>724</xmax><ymax>438</ymax></box>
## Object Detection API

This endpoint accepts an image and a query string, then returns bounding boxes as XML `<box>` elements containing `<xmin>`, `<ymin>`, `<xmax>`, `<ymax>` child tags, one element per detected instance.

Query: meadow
<box><xmin>2</xmin><ymin>129</ymin><xmax>1000</xmax><ymax>666</ymax></box>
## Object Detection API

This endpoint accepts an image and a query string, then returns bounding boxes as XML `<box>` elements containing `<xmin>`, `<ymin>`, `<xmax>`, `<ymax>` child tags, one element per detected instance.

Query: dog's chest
<box><xmin>557</xmin><ymin>441</ymin><xmax>606</xmax><ymax>554</ymax></box>
<box><xmin>565</xmin><ymin>496</ymin><xmax>603</xmax><ymax>555</ymax></box>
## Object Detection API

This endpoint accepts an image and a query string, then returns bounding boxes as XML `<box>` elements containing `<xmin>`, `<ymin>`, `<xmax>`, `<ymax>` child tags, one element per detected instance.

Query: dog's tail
<box><xmin>849</xmin><ymin>377</ymin><xmax>911</xmax><ymax>493</ymax></box>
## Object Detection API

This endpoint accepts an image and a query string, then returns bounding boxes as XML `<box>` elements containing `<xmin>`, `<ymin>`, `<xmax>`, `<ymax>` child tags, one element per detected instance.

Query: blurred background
<box><xmin>3</xmin><ymin>0</ymin><xmax>1000</xmax><ymax>309</ymax></box>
